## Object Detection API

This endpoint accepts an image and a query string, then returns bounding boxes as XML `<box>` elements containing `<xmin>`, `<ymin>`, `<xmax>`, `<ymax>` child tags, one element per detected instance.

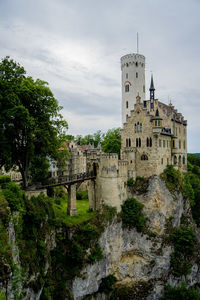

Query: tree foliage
<box><xmin>0</xmin><ymin>57</ymin><xmax>68</xmax><ymax>188</ymax></box>
<box><xmin>101</xmin><ymin>128</ymin><xmax>121</xmax><ymax>157</ymax></box>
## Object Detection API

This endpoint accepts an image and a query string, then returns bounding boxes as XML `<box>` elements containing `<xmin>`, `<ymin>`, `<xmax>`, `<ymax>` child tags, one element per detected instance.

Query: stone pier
<box><xmin>88</xmin><ymin>180</ymin><xmax>96</xmax><ymax>210</ymax></box>
<box><xmin>67</xmin><ymin>184</ymin><xmax>77</xmax><ymax>216</ymax></box>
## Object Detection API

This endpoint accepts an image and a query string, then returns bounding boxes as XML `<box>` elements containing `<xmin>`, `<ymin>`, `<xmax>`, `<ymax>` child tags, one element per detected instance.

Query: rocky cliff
<box><xmin>0</xmin><ymin>175</ymin><xmax>200</xmax><ymax>299</ymax></box>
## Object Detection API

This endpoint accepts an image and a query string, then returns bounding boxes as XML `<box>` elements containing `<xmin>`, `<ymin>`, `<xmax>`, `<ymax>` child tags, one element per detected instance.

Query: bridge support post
<box><xmin>67</xmin><ymin>184</ymin><xmax>77</xmax><ymax>216</ymax></box>
<box><xmin>88</xmin><ymin>180</ymin><xmax>96</xmax><ymax>210</ymax></box>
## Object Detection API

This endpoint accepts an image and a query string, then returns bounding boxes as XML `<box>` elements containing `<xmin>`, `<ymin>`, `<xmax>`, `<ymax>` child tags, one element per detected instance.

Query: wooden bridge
<box><xmin>38</xmin><ymin>171</ymin><xmax>96</xmax><ymax>217</ymax></box>
<box><xmin>41</xmin><ymin>171</ymin><xmax>96</xmax><ymax>188</ymax></box>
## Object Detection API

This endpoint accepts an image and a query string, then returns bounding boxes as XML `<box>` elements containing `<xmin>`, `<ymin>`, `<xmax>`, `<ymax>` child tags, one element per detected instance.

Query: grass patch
<box><xmin>52</xmin><ymin>194</ymin><xmax>97</xmax><ymax>227</ymax></box>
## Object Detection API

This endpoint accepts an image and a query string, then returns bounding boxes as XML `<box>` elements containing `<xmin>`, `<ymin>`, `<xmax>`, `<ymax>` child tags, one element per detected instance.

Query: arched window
<box><xmin>183</xmin><ymin>155</ymin><xmax>185</xmax><ymax>165</ymax></box>
<box><xmin>150</xmin><ymin>137</ymin><xmax>152</xmax><ymax>147</ymax></box>
<box><xmin>146</xmin><ymin>137</ymin><xmax>149</xmax><ymax>147</ymax></box>
<box><xmin>135</xmin><ymin>124</ymin><xmax>137</xmax><ymax>133</ymax></box>
<box><xmin>179</xmin><ymin>155</ymin><xmax>181</xmax><ymax>166</ymax></box>
<box><xmin>125</xmin><ymin>84</ymin><xmax>129</xmax><ymax>92</ymax></box>
<box><xmin>136</xmin><ymin>138</ymin><xmax>138</xmax><ymax>147</ymax></box>
<box><xmin>140</xmin><ymin>123</ymin><xmax>142</xmax><ymax>132</ymax></box>
<box><xmin>139</xmin><ymin>138</ymin><xmax>141</xmax><ymax>147</ymax></box>
<box><xmin>174</xmin><ymin>156</ymin><xmax>177</xmax><ymax>165</ymax></box>
<box><xmin>141</xmin><ymin>154</ymin><xmax>148</xmax><ymax>160</ymax></box>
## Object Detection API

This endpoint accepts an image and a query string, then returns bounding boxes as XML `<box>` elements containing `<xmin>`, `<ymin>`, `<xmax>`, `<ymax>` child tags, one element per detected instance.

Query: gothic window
<box><xmin>126</xmin><ymin>101</ymin><xmax>128</xmax><ymax>108</ymax></box>
<box><xmin>135</xmin><ymin>124</ymin><xmax>137</xmax><ymax>133</ymax></box>
<box><xmin>126</xmin><ymin>63</ymin><xmax>129</xmax><ymax>67</ymax></box>
<box><xmin>136</xmin><ymin>72</ymin><xmax>138</xmax><ymax>78</ymax></box>
<box><xmin>140</xmin><ymin>123</ymin><xmax>142</xmax><ymax>132</ymax></box>
<box><xmin>139</xmin><ymin>138</ymin><xmax>141</xmax><ymax>147</ymax></box>
<box><xmin>183</xmin><ymin>155</ymin><xmax>185</xmax><ymax>165</ymax></box>
<box><xmin>146</xmin><ymin>137</ymin><xmax>149</xmax><ymax>147</ymax></box>
<box><xmin>141</xmin><ymin>154</ymin><xmax>148</xmax><ymax>160</ymax></box>
<box><xmin>136</xmin><ymin>62</ymin><xmax>138</xmax><ymax>67</ymax></box>
<box><xmin>136</xmin><ymin>138</ymin><xmax>138</xmax><ymax>147</ymax></box>
<box><xmin>158</xmin><ymin>120</ymin><xmax>161</xmax><ymax>126</ymax></box>
<box><xmin>125</xmin><ymin>84</ymin><xmax>129</xmax><ymax>92</ymax></box>
<box><xmin>174</xmin><ymin>156</ymin><xmax>177</xmax><ymax>165</ymax></box>
<box><xmin>150</xmin><ymin>137</ymin><xmax>152</xmax><ymax>147</ymax></box>
<box><xmin>155</xmin><ymin>120</ymin><xmax>157</xmax><ymax>127</ymax></box>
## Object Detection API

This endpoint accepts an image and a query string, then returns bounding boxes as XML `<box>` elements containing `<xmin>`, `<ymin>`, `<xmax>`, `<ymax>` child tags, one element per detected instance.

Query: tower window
<box><xmin>146</xmin><ymin>137</ymin><xmax>149</xmax><ymax>147</ymax></box>
<box><xmin>139</xmin><ymin>138</ymin><xmax>141</xmax><ymax>147</ymax></box>
<box><xmin>183</xmin><ymin>155</ymin><xmax>185</xmax><ymax>165</ymax></box>
<box><xmin>136</xmin><ymin>72</ymin><xmax>138</xmax><ymax>78</ymax></box>
<box><xmin>150</xmin><ymin>137</ymin><xmax>152</xmax><ymax>147</ymax></box>
<box><xmin>136</xmin><ymin>138</ymin><xmax>138</xmax><ymax>147</ymax></box>
<box><xmin>126</xmin><ymin>101</ymin><xmax>128</xmax><ymax>108</ymax></box>
<box><xmin>126</xmin><ymin>63</ymin><xmax>129</xmax><ymax>67</ymax></box>
<box><xmin>136</xmin><ymin>62</ymin><xmax>138</xmax><ymax>67</ymax></box>
<box><xmin>126</xmin><ymin>73</ymin><xmax>128</xmax><ymax>79</ymax></box>
<box><xmin>151</xmin><ymin>102</ymin><xmax>154</xmax><ymax>109</ymax></box>
<box><xmin>143</xmin><ymin>101</ymin><xmax>147</xmax><ymax>108</ymax></box>
<box><xmin>125</xmin><ymin>84</ymin><xmax>129</xmax><ymax>92</ymax></box>
<box><xmin>135</xmin><ymin>123</ymin><xmax>137</xmax><ymax>133</ymax></box>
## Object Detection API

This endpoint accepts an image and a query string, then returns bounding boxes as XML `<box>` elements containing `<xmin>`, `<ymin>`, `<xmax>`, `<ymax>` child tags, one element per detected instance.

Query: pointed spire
<box><xmin>149</xmin><ymin>74</ymin><xmax>155</xmax><ymax>100</ymax></box>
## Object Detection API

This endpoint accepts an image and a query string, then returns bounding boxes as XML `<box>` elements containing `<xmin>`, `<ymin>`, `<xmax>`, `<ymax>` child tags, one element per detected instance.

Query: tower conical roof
<box><xmin>149</xmin><ymin>74</ymin><xmax>155</xmax><ymax>91</ymax></box>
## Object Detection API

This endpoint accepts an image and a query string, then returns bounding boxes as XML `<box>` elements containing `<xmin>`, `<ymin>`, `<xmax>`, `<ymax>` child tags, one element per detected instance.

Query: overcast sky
<box><xmin>0</xmin><ymin>0</ymin><xmax>200</xmax><ymax>152</ymax></box>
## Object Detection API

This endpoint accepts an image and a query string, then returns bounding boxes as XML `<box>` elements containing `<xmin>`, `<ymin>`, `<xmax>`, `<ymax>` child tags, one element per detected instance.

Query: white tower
<box><xmin>121</xmin><ymin>53</ymin><xmax>146</xmax><ymax>124</ymax></box>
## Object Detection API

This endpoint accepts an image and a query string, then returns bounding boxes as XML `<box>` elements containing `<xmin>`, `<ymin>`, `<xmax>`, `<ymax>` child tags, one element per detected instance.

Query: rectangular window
<box><xmin>126</xmin><ymin>73</ymin><xmax>128</xmax><ymax>79</ymax></box>
<box><xmin>136</xmin><ymin>72</ymin><xmax>138</xmax><ymax>78</ymax></box>
<box><xmin>126</xmin><ymin>101</ymin><xmax>128</xmax><ymax>108</ymax></box>
<box><xmin>125</xmin><ymin>85</ymin><xmax>129</xmax><ymax>92</ymax></box>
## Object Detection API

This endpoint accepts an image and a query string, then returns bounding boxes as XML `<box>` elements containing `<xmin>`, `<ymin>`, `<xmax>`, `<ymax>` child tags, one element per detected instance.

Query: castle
<box><xmin>86</xmin><ymin>52</ymin><xmax>187</xmax><ymax>212</ymax></box>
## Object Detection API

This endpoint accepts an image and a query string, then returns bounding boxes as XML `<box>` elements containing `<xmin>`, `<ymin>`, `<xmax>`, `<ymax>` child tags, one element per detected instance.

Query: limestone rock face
<box><xmin>72</xmin><ymin>176</ymin><xmax>197</xmax><ymax>300</ymax></box>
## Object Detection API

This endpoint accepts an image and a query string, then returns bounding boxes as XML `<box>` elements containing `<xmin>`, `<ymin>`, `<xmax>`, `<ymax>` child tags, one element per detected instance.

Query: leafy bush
<box><xmin>1</xmin><ymin>182</ymin><xmax>24</xmax><ymax>211</ymax></box>
<box><xmin>127</xmin><ymin>177</ymin><xmax>134</xmax><ymax>187</ymax></box>
<box><xmin>162</xmin><ymin>281</ymin><xmax>200</xmax><ymax>300</ymax></box>
<box><xmin>74</xmin><ymin>223</ymin><xmax>100</xmax><ymax>248</ymax></box>
<box><xmin>0</xmin><ymin>175</ymin><xmax>11</xmax><ymax>184</ymax></box>
<box><xmin>169</xmin><ymin>226</ymin><xmax>196</xmax><ymax>276</ymax></box>
<box><xmin>87</xmin><ymin>245</ymin><xmax>104</xmax><ymax>264</ymax></box>
<box><xmin>99</xmin><ymin>275</ymin><xmax>117</xmax><ymax>295</ymax></box>
<box><xmin>162</xmin><ymin>165</ymin><xmax>182</xmax><ymax>191</ymax></box>
<box><xmin>132</xmin><ymin>176</ymin><xmax>149</xmax><ymax>194</ymax></box>
<box><xmin>121</xmin><ymin>198</ymin><xmax>146</xmax><ymax>232</ymax></box>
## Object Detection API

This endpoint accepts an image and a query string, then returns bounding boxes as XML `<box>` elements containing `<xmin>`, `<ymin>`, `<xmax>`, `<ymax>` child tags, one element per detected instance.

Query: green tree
<box><xmin>0</xmin><ymin>57</ymin><xmax>68</xmax><ymax>188</ymax></box>
<box><xmin>101</xmin><ymin>128</ymin><xmax>121</xmax><ymax>157</ymax></box>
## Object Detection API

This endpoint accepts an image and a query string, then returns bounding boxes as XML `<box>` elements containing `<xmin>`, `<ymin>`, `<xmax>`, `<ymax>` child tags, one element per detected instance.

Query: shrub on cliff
<box><xmin>170</xmin><ymin>225</ymin><xmax>196</xmax><ymax>276</ymax></box>
<box><xmin>161</xmin><ymin>165</ymin><xmax>182</xmax><ymax>192</ymax></box>
<box><xmin>121</xmin><ymin>198</ymin><xmax>146</xmax><ymax>232</ymax></box>
<box><xmin>162</xmin><ymin>281</ymin><xmax>200</xmax><ymax>300</ymax></box>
